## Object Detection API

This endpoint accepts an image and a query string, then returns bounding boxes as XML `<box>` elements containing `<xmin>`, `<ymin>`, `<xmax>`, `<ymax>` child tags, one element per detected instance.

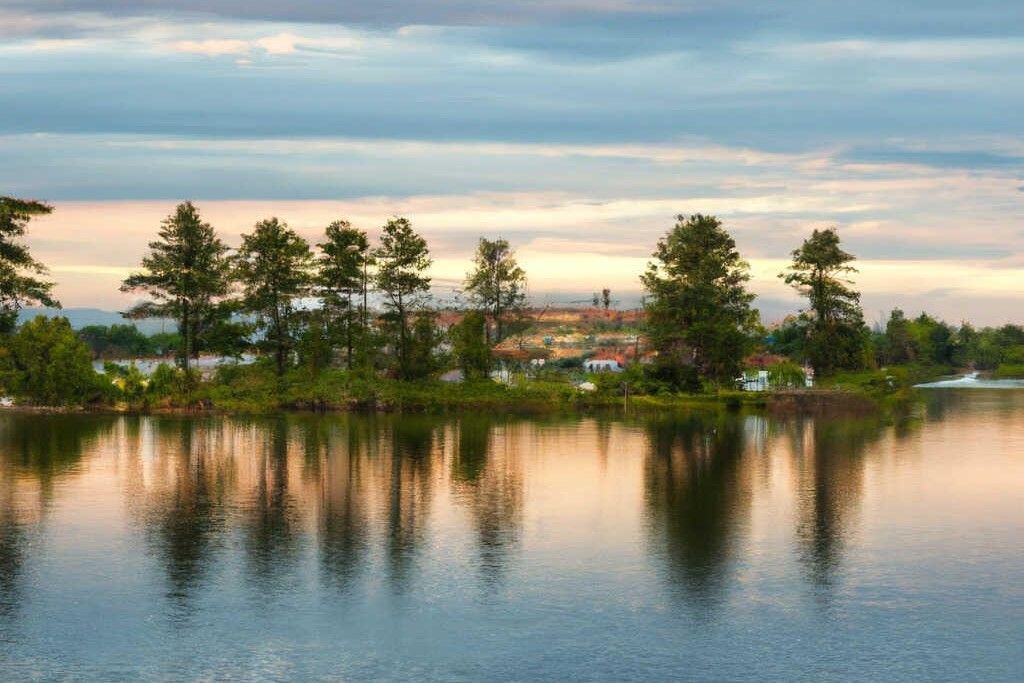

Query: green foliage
<box><xmin>148</xmin><ymin>331</ymin><xmax>183</xmax><ymax>355</ymax></box>
<box><xmin>295</xmin><ymin>310</ymin><xmax>334</xmax><ymax>375</ymax></box>
<box><xmin>450</xmin><ymin>310</ymin><xmax>492</xmax><ymax>379</ymax></box>
<box><xmin>993</xmin><ymin>364</ymin><xmax>1024</xmax><ymax>379</ymax></box>
<box><xmin>464</xmin><ymin>237</ymin><xmax>528</xmax><ymax>345</ymax></box>
<box><xmin>0</xmin><ymin>197</ymin><xmax>59</xmax><ymax>334</ymax></box>
<box><xmin>641</xmin><ymin>214</ymin><xmax>757</xmax><ymax>383</ymax></box>
<box><xmin>148</xmin><ymin>362</ymin><xmax>196</xmax><ymax>398</ymax></box>
<box><xmin>235</xmin><ymin>217</ymin><xmax>315</xmax><ymax>377</ymax></box>
<box><xmin>373</xmin><ymin>217</ymin><xmax>432</xmax><ymax>379</ymax></box>
<box><xmin>102</xmin><ymin>362</ymin><xmax>149</xmax><ymax>402</ymax></box>
<box><xmin>407</xmin><ymin>312</ymin><xmax>443</xmax><ymax>380</ymax></box>
<box><xmin>2</xmin><ymin>316</ymin><xmax>104</xmax><ymax>405</ymax></box>
<box><xmin>78</xmin><ymin>324</ymin><xmax>167</xmax><ymax>358</ymax></box>
<box><xmin>767</xmin><ymin>360</ymin><xmax>806</xmax><ymax>388</ymax></box>
<box><xmin>781</xmin><ymin>227</ymin><xmax>868</xmax><ymax>375</ymax></box>
<box><xmin>121</xmin><ymin>201</ymin><xmax>236</xmax><ymax>371</ymax></box>
<box><xmin>317</xmin><ymin>220</ymin><xmax>372</xmax><ymax>367</ymax></box>
<box><xmin>871</xmin><ymin>312</ymin><xmax>1022</xmax><ymax>372</ymax></box>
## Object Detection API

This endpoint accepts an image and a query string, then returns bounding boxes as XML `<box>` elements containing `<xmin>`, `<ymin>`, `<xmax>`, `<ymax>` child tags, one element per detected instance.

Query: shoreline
<box><xmin>0</xmin><ymin>386</ymin><xmax>888</xmax><ymax>418</ymax></box>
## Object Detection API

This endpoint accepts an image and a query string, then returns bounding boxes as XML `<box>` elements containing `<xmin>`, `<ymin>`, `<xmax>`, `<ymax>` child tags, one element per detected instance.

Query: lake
<box><xmin>0</xmin><ymin>391</ymin><xmax>1021</xmax><ymax>681</ymax></box>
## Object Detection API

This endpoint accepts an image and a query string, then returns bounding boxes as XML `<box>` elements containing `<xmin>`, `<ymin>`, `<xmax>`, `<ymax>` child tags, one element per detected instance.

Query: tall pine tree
<box><xmin>235</xmin><ymin>217</ymin><xmax>315</xmax><ymax>377</ymax></box>
<box><xmin>121</xmin><ymin>201</ymin><xmax>233</xmax><ymax>371</ymax></box>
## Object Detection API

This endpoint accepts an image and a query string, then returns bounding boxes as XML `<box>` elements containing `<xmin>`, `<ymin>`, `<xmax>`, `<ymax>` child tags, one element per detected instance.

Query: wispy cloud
<box><xmin>166</xmin><ymin>31</ymin><xmax>361</xmax><ymax>58</ymax></box>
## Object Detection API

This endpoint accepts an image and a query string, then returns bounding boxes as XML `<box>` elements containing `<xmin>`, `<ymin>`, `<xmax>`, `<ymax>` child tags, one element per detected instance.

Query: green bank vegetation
<box><xmin>0</xmin><ymin>196</ymin><xmax>1021</xmax><ymax>413</ymax></box>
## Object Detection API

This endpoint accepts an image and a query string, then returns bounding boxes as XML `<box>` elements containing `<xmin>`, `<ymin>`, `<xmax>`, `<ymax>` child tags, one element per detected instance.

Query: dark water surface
<box><xmin>0</xmin><ymin>392</ymin><xmax>1021</xmax><ymax>681</ymax></box>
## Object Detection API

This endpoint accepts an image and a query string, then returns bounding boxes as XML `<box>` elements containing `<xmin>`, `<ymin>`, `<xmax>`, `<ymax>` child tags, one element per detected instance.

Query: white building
<box><xmin>583</xmin><ymin>359</ymin><xmax>624</xmax><ymax>373</ymax></box>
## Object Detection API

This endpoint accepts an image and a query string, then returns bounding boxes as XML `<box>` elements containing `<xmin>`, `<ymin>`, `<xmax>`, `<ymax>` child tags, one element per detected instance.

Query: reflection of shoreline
<box><xmin>0</xmin><ymin>406</ymin><xmax>931</xmax><ymax>625</ymax></box>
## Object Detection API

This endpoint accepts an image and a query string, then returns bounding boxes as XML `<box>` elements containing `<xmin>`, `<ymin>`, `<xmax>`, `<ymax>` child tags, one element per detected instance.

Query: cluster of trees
<box><xmin>874</xmin><ymin>311</ymin><xmax>1024</xmax><ymax>371</ymax></box>
<box><xmin>0</xmin><ymin>197</ymin><xmax>103</xmax><ymax>404</ymax></box>
<box><xmin>120</xmin><ymin>202</ymin><xmax>529</xmax><ymax>383</ymax></box>
<box><xmin>77</xmin><ymin>324</ymin><xmax>180</xmax><ymax>359</ymax></box>
<box><xmin>3</xmin><ymin>193</ymin><xmax>1023</xmax><ymax>406</ymax></box>
<box><xmin>0</xmin><ymin>197</ymin><xmax>534</xmax><ymax>403</ymax></box>
<box><xmin>642</xmin><ymin>214</ymin><xmax>868</xmax><ymax>388</ymax></box>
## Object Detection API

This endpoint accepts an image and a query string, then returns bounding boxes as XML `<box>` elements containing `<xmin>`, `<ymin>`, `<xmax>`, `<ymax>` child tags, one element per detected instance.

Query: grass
<box><xmin>992</xmin><ymin>364</ymin><xmax>1024</xmax><ymax>379</ymax></box>
<box><xmin>68</xmin><ymin>359</ymin><xmax>948</xmax><ymax>417</ymax></box>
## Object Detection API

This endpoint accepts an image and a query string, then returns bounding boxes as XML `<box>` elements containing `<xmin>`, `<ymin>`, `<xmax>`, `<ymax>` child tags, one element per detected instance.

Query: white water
<box><xmin>915</xmin><ymin>371</ymin><xmax>1024</xmax><ymax>389</ymax></box>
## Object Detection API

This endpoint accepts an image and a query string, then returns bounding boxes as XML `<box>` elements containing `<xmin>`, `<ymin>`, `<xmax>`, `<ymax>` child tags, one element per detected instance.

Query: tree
<box><xmin>0</xmin><ymin>197</ymin><xmax>59</xmax><ymax>334</ymax></box>
<box><xmin>780</xmin><ymin>227</ymin><xmax>867</xmax><ymax>375</ymax></box>
<box><xmin>407</xmin><ymin>312</ymin><xmax>442</xmax><ymax>380</ymax></box>
<box><xmin>601</xmin><ymin>288</ymin><xmax>611</xmax><ymax>310</ymax></box>
<box><xmin>641</xmin><ymin>214</ymin><xmax>757</xmax><ymax>384</ymax></box>
<box><xmin>450</xmin><ymin>310</ymin><xmax>492</xmax><ymax>379</ymax></box>
<box><xmin>121</xmin><ymin>202</ymin><xmax>235</xmax><ymax>372</ymax></box>
<box><xmin>464</xmin><ymin>237</ymin><xmax>527</xmax><ymax>346</ymax></box>
<box><xmin>235</xmin><ymin>218</ymin><xmax>315</xmax><ymax>377</ymax></box>
<box><xmin>373</xmin><ymin>217</ymin><xmax>431</xmax><ymax>379</ymax></box>
<box><xmin>592</xmin><ymin>292</ymin><xmax>600</xmax><ymax>308</ymax></box>
<box><xmin>1</xmin><ymin>316</ymin><xmax>103</xmax><ymax>405</ymax></box>
<box><xmin>317</xmin><ymin>220</ymin><xmax>371</xmax><ymax>368</ymax></box>
<box><xmin>882</xmin><ymin>309</ymin><xmax>914</xmax><ymax>365</ymax></box>
<box><xmin>78</xmin><ymin>324</ymin><xmax>154</xmax><ymax>358</ymax></box>
<box><xmin>908</xmin><ymin>313</ymin><xmax>954</xmax><ymax>366</ymax></box>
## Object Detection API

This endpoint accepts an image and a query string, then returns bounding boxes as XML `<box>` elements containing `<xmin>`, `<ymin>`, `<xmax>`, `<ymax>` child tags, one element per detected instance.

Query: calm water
<box><xmin>0</xmin><ymin>392</ymin><xmax>1022</xmax><ymax>681</ymax></box>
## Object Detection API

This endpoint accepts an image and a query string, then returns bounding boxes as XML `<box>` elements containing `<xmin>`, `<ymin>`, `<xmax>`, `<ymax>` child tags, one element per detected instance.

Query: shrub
<box><xmin>2</xmin><ymin>316</ymin><xmax>106</xmax><ymax>405</ymax></box>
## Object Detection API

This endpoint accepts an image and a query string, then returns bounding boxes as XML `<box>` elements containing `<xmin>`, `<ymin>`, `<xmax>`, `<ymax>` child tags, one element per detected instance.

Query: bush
<box><xmin>993</xmin><ymin>364</ymin><xmax>1024</xmax><ymax>379</ymax></box>
<box><xmin>2</xmin><ymin>316</ymin><xmax>107</xmax><ymax>405</ymax></box>
<box><xmin>767</xmin><ymin>360</ymin><xmax>806</xmax><ymax>388</ymax></box>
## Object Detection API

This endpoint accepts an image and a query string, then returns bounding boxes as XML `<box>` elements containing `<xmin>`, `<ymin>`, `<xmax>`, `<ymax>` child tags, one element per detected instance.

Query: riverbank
<box><xmin>1</xmin><ymin>367</ymin><xmax>921</xmax><ymax>417</ymax></box>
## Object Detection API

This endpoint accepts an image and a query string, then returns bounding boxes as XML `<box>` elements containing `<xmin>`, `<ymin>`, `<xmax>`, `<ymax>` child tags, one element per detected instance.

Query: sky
<box><xmin>2</xmin><ymin>0</ymin><xmax>1023</xmax><ymax>324</ymax></box>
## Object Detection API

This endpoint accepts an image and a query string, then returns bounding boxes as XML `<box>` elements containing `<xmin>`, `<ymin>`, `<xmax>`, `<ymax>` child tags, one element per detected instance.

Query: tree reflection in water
<box><xmin>643</xmin><ymin>410</ymin><xmax>753</xmax><ymax>609</ymax></box>
<box><xmin>385</xmin><ymin>416</ymin><xmax>437</xmax><ymax>593</ymax></box>
<box><xmin>786</xmin><ymin>414</ymin><xmax>883</xmax><ymax>594</ymax></box>
<box><xmin>451</xmin><ymin>416</ymin><xmax>523</xmax><ymax>591</ymax></box>
<box><xmin>139</xmin><ymin>417</ymin><xmax>232</xmax><ymax>619</ymax></box>
<box><xmin>313</xmin><ymin>416</ymin><xmax>373</xmax><ymax>594</ymax></box>
<box><xmin>0</xmin><ymin>415</ymin><xmax>114</xmax><ymax>622</ymax></box>
<box><xmin>244</xmin><ymin>416</ymin><xmax>302</xmax><ymax>595</ymax></box>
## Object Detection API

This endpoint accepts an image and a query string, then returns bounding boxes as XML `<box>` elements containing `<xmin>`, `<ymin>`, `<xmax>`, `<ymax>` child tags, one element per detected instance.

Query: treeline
<box><xmin>114</xmin><ymin>202</ymin><xmax>526</xmax><ymax>382</ymax></box>
<box><xmin>0</xmin><ymin>198</ymin><xmax>527</xmax><ymax>404</ymax></box>
<box><xmin>770</xmin><ymin>305</ymin><xmax>1024</xmax><ymax>376</ymax></box>
<box><xmin>1</xmin><ymin>195</ymin><xmax>1022</xmax><ymax>408</ymax></box>
<box><xmin>78</xmin><ymin>324</ymin><xmax>180</xmax><ymax>359</ymax></box>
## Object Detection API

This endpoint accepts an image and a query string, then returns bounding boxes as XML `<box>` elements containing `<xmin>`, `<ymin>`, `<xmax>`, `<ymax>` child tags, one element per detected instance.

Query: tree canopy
<box><xmin>0</xmin><ymin>197</ymin><xmax>59</xmax><ymax>334</ymax></box>
<box><xmin>780</xmin><ymin>228</ymin><xmax>867</xmax><ymax>374</ymax></box>
<box><xmin>641</xmin><ymin>214</ymin><xmax>757</xmax><ymax>384</ymax></box>
<box><xmin>373</xmin><ymin>217</ymin><xmax>431</xmax><ymax>379</ymax></box>
<box><xmin>317</xmin><ymin>220</ymin><xmax>371</xmax><ymax>367</ymax></box>
<box><xmin>464</xmin><ymin>237</ymin><xmax>527</xmax><ymax>345</ymax></box>
<box><xmin>2</xmin><ymin>316</ymin><xmax>104</xmax><ymax>405</ymax></box>
<box><xmin>235</xmin><ymin>217</ymin><xmax>315</xmax><ymax>377</ymax></box>
<box><xmin>120</xmin><ymin>201</ymin><xmax>235</xmax><ymax>371</ymax></box>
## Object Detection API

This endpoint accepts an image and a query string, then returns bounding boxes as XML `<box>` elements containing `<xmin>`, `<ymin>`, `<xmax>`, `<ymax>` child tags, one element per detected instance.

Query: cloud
<box><xmin>2</xmin><ymin>2</ymin><xmax>1024</xmax><ymax>322</ymax></box>
<box><xmin>167</xmin><ymin>30</ymin><xmax>360</xmax><ymax>58</ymax></box>
<box><xmin>168</xmin><ymin>37</ymin><xmax>251</xmax><ymax>56</ymax></box>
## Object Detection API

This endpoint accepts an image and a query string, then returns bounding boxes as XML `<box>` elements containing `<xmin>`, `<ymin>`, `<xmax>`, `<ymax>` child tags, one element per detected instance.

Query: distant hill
<box><xmin>18</xmin><ymin>308</ymin><xmax>174</xmax><ymax>335</ymax></box>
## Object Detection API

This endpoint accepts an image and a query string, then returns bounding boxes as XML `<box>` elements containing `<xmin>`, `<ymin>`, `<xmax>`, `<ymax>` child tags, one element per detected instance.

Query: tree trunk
<box><xmin>180</xmin><ymin>300</ymin><xmax>191</xmax><ymax>373</ymax></box>
<box><xmin>346</xmin><ymin>292</ymin><xmax>354</xmax><ymax>368</ymax></box>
